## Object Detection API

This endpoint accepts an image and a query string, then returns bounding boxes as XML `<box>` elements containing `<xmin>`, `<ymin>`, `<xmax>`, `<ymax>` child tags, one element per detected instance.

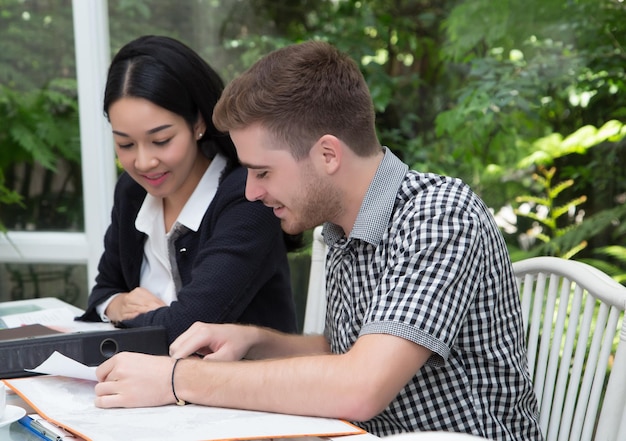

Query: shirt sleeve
<box><xmin>95</xmin><ymin>293</ymin><xmax>121</xmax><ymax>322</ymax></box>
<box><xmin>360</xmin><ymin>180</ymin><xmax>486</xmax><ymax>366</ymax></box>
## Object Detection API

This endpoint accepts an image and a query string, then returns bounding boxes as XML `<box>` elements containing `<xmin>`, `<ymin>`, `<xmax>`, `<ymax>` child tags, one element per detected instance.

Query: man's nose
<box><xmin>245</xmin><ymin>172</ymin><xmax>264</xmax><ymax>202</ymax></box>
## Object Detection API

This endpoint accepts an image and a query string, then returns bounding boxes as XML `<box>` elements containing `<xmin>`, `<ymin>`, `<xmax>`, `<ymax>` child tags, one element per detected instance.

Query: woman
<box><xmin>79</xmin><ymin>35</ymin><xmax>299</xmax><ymax>343</ymax></box>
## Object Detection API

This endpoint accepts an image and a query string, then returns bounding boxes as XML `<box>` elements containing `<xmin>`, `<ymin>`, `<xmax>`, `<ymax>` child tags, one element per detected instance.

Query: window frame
<box><xmin>0</xmin><ymin>0</ymin><xmax>116</xmax><ymax>295</ymax></box>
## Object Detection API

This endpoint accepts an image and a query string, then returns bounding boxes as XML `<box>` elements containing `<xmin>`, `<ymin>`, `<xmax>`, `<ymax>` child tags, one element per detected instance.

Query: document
<box><xmin>3</xmin><ymin>364</ymin><xmax>365</xmax><ymax>441</ymax></box>
<box><xmin>0</xmin><ymin>306</ymin><xmax>76</xmax><ymax>328</ymax></box>
<box><xmin>25</xmin><ymin>351</ymin><xmax>97</xmax><ymax>380</ymax></box>
<box><xmin>0</xmin><ymin>297</ymin><xmax>114</xmax><ymax>333</ymax></box>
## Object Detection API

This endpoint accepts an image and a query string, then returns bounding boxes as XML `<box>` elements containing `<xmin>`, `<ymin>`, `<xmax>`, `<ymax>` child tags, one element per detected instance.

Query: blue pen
<box><xmin>17</xmin><ymin>415</ymin><xmax>63</xmax><ymax>441</ymax></box>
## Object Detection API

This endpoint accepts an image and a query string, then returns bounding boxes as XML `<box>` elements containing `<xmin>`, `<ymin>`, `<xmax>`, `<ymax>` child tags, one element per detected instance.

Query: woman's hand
<box><xmin>105</xmin><ymin>287</ymin><xmax>167</xmax><ymax>322</ymax></box>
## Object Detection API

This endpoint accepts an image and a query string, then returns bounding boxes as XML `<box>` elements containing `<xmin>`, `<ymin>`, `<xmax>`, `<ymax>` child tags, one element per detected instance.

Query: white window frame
<box><xmin>0</xmin><ymin>0</ymin><xmax>116</xmax><ymax>293</ymax></box>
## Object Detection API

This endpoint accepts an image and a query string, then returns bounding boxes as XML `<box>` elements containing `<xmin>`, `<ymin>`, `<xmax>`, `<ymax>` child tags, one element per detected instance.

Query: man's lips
<box><xmin>262</xmin><ymin>201</ymin><xmax>285</xmax><ymax>216</ymax></box>
<box><xmin>272</xmin><ymin>206</ymin><xmax>286</xmax><ymax>217</ymax></box>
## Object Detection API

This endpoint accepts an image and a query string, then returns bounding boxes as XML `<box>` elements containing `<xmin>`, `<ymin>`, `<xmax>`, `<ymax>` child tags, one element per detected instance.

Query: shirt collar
<box><xmin>136</xmin><ymin>153</ymin><xmax>228</xmax><ymax>234</ymax></box>
<box><xmin>323</xmin><ymin>147</ymin><xmax>408</xmax><ymax>247</ymax></box>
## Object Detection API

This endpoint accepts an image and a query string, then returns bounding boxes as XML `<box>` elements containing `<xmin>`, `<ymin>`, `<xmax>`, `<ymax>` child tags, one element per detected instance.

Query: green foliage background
<box><xmin>1</xmin><ymin>0</ymin><xmax>625</xmax><ymax>279</ymax></box>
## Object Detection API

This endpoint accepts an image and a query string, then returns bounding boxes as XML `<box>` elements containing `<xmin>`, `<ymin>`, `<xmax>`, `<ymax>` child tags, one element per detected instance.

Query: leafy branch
<box><xmin>515</xmin><ymin>166</ymin><xmax>588</xmax><ymax>259</ymax></box>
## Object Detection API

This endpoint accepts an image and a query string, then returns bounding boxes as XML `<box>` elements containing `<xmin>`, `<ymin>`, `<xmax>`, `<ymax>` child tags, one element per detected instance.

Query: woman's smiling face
<box><xmin>109</xmin><ymin>97</ymin><xmax>206</xmax><ymax>206</ymax></box>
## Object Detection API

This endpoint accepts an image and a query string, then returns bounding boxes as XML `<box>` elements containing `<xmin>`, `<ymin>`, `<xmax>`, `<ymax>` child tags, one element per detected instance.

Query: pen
<box><xmin>18</xmin><ymin>415</ymin><xmax>64</xmax><ymax>441</ymax></box>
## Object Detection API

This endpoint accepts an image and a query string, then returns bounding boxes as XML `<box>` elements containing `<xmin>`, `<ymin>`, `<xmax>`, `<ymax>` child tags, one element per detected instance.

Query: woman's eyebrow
<box><xmin>112</xmin><ymin>124</ymin><xmax>173</xmax><ymax>137</ymax></box>
<box><xmin>146</xmin><ymin>124</ymin><xmax>173</xmax><ymax>134</ymax></box>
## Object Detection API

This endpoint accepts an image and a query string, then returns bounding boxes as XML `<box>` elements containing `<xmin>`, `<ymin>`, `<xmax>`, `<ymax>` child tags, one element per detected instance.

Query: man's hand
<box><xmin>105</xmin><ymin>287</ymin><xmax>167</xmax><ymax>322</ymax></box>
<box><xmin>169</xmin><ymin>322</ymin><xmax>258</xmax><ymax>361</ymax></box>
<box><xmin>94</xmin><ymin>352</ymin><xmax>174</xmax><ymax>408</ymax></box>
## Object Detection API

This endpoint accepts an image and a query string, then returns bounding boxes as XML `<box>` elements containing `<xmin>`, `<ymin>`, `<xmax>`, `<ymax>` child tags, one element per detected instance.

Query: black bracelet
<box><xmin>171</xmin><ymin>358</ymin><xmax>187</xmax><ymax>406</ymax></box>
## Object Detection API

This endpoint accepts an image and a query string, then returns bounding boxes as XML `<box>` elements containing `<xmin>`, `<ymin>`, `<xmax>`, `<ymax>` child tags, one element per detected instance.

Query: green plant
<box><xmin>0</xmin><ymin>169</ymin><xmax>22</xmax><ymax>233</ymax></box>
<box><xmin>517</xmin><ymin>120</ymin><xmax>626</xmax><ymax>169</ymax></box>
<box><xmin>506</xmin><ymin>120</ymin><xmax>626</xmax><ymax>265</ymax></box>
<box><xmin>579</xmin><ymin>246</ymin><xmax>626</xmax><ymax>285</ymax></box>
<box><xmin>515</xmin><ymin>166</ymin><xmax>588</xmax><ymax>259</ymax></box>
<box><xmin>0</xmin><ymin>78</ymin><xmax>82</xmax><ymax>231</ymax></box>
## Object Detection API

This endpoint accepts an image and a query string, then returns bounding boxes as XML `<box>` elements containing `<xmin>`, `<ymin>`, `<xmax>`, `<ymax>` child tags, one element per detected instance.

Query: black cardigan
<box><xmin>79</xmin><ymin>166</ymin><xmax>297</xmax><ymax>343</ymax></box>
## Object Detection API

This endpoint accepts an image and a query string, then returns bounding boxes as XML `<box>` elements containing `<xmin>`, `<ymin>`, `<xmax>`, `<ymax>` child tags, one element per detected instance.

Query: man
<box><xmin>95</xmin><ymin>40</ymin><xmax>543</xmax><ymax>440</ymax></box>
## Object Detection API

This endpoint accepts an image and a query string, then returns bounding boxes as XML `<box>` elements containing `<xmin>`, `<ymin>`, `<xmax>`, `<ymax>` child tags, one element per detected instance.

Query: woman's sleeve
<box><xmin>118</xmin><ymin>172</ymin><xmax>295</xmax><ymax>343</ymax></box>
<box><xmin>78</xmin><ymin>175</ymin><xmax>143</xmax><ymax>322</ymax></box>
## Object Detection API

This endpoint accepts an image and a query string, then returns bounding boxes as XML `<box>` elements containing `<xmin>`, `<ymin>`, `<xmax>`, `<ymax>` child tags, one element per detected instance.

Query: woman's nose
<box><xmin>134</xmin><ymin>145</ymin><xmax>158</xmax><ymax>170</ymax></box>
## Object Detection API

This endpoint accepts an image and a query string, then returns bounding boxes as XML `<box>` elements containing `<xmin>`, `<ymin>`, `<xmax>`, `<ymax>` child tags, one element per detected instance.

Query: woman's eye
<box><xmin>117</xmin><ymin>142</ymin><xmax>133</xmax><ymax>149</ymax></box>
<box><xmin>154</xmin><ymin>138</ymin><xmax>172</xmax><ymax>146</ymax></box>
<box><xmin>256</xmin><ymin>171</ymin><xmax>268</xmax><ymax>179</ymax></box>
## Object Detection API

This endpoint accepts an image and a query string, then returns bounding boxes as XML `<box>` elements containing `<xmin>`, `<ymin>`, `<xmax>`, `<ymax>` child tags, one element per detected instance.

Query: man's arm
<box><xmin>169</xmin><ymin>322</ymin><xmax>331</xmax><ymax>361</ymax></box>
<box><xmin>95</xmin><ymin>331</ymin><xmax>431</xmax><ymax>422</ymax></box>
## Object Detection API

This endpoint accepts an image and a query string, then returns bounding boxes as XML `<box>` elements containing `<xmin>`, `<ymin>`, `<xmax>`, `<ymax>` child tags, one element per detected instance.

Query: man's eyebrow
<box><xmin>112</xmin><ymin>124</ymin><xmax>173</xmax><ymax>137</ymax></box>
<box><xmin>240</xmin><ymin>162</ymin><xmax>268</xmax><ymax>170</ymax></box>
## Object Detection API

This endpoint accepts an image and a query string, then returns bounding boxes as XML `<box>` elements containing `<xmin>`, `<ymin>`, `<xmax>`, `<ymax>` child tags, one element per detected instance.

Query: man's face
<box><xmin>231</xmin><ymin>124</ymin><xmax>334</xmax><ymax>234</ymax></box>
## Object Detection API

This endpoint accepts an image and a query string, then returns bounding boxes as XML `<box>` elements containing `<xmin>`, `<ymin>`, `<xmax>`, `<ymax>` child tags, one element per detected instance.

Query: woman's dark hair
<box><xmin>104</xmin><ymin>35</ymin><xmax>302</xmax><ymax>251</ymax></box>
<box><xmin>103</xmin><ymin>35</ymin><xmax>238</xmax><ymax>171</ymax></box>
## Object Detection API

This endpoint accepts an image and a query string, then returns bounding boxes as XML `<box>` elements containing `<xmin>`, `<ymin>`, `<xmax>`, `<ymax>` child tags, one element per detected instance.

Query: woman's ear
<box><xmin>194</xmin><ymin>116</ymin><xmax>207</xmax><ymax>140</ymax></box>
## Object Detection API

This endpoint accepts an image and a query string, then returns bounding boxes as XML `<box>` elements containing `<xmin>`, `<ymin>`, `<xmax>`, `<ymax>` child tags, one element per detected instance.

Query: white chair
<box><xmin>513</xmin><ymin>256</ymin><xmax>626</xmax><ymax>441</ymax></box>
<box><xmin>303</xmin><ymin>225</ymin><xmax>327</xmax><ymax>334</ymax></box>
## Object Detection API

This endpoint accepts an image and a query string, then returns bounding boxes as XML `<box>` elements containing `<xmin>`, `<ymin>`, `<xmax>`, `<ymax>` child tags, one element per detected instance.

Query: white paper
<box><xmin>25</xmin><ymin>351</ymin><xmax>97</xmax><ymax>381</ymax></box>
<box><xmin>5</xmin><ymin>375</ymin><xmax>364</xmax><ymax>441</ymax></box>
<box><xmin>0</xmin><ymin>297</ymin><xmax>114</xmax><ymax>333</ymax></box>
<box><xmin>1</xmin><ymin>307</ymin><xmax>75</xmax><ymax>328</ymax></box>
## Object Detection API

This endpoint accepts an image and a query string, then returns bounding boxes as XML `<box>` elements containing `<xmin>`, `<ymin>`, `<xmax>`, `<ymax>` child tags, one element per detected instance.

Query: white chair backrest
<box><xmin>303</xmin><ymin>225</ymin><xmax>327</xmax><ymax>334</ymax></box>
<box><xmin>513</xmin><ymin>256</ymin><xmax>626</xmax><ymax>441</ymax></box>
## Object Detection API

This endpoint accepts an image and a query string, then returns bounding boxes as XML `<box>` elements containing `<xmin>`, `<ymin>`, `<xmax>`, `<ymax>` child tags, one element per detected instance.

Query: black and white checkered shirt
<box><xmin>322</xmin><ymin>148</ymin><xmax>542</xmax><ymax>440</ymax></box>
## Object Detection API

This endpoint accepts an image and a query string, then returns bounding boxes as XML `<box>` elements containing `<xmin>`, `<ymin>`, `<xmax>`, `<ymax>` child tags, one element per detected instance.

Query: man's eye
<box><xmin>256</xmin><ymin>171</ymin><xmax>268</xmax><ymax>179</ymax></box>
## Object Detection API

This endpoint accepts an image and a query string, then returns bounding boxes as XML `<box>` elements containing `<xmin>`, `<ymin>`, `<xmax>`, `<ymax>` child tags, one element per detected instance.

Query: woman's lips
<box><xmin>141</xmin><ymin>172</ymin><xmax>169</xmax><ymax>187</ymax></box>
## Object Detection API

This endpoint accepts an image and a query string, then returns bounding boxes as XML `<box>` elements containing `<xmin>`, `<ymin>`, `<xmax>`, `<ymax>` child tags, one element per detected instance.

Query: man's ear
<box><xmin>312</xmin><ymin>134</ymin><xmax>342</xmax><ymax>175</ymax></box>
